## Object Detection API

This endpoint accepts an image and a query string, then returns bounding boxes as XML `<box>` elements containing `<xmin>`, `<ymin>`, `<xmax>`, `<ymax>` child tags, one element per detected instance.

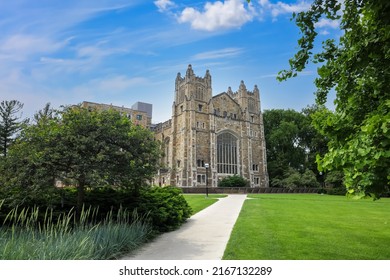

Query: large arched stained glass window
<box><xmin>217</xmin><ymin>132</ymin><xmax>238</xmax><ymax>174</ymax></box>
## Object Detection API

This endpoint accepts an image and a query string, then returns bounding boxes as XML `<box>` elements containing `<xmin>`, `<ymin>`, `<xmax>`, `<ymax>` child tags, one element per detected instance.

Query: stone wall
<box><xmin>180</xmin><ymin>187</ymin><xmax>320</xmax><ymax>194</ymax></box>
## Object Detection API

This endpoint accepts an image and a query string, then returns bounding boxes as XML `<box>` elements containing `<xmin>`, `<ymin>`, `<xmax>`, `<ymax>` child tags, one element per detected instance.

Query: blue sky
<box><xmin>0</xmin><ymin>0</ymin><xmax>339</xmax><ymax>123</ymax></box>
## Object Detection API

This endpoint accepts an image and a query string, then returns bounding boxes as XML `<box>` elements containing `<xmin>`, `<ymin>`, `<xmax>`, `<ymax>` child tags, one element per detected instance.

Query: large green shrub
<box><xmin>218</xmin><ymin>175</ymin><xmax>249</xmax><ymax>188</ymax></box>
<box><xmin>137</xmin><ymin>186</ymin><xmax>192</xmax><ymax>232</ymax></box>
<box><xmin>0</xmin><ymin>186</ymin><xmax>192</xmax><ymax>233</ymax></box>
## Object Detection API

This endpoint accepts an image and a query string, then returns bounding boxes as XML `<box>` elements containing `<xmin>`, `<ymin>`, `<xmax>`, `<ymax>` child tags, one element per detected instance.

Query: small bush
<box><xmin>218</xmin><ymin>175</ymin><xmax>249</xmax><ymax>188</ymax></box>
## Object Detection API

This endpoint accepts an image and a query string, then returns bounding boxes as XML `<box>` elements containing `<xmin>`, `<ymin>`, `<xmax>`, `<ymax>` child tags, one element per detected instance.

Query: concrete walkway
<box><xmin>120</xmin><ymin>194</ymin><xmax>247</xmax><ymax>260</ymax></box>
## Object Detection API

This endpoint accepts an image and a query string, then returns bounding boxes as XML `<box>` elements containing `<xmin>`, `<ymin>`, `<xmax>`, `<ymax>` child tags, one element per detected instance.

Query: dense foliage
<box><xmin>277</xmin><ymin>0</ymin><xmax>390</xmax><ymax>198</ymax></box>
<box><xmin>1</xmin><ymin>106</ymin><xmax>162</xmax><ymax>211</ymax></box>
<box><xmin>0</xmin><ymin>186</ymin><xmax>192</xmax><ymax>233</ymax></box>
<box><xmin>0</xmin><ymin>102</ymin><xmax>192</xmax><ymax>241</ymax></box>
<box><xmin>218</xmin><ymin>175</ymin><xmax>249</xmax><ymax>188</ymax></box>
<box><xmin>136</xmin><ymin>186</ymin><xmax>192</xmax><ymax>232</ymax></box>
<box><xmin>263</xmin><ymin>108</ymin><xmax>327</xmax><ymax>189</ymax></box>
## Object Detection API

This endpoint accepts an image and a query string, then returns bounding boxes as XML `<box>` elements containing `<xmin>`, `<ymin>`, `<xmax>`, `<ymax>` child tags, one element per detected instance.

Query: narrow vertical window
<box><xmin>217</xmin><ymin>132</ymin><xmax>238</xmax><ymax>174</ymax></box>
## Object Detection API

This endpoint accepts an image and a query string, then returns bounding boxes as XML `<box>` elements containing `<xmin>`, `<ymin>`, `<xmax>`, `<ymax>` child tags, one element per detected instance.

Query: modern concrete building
<box><xmin>132</xmin><ymin>102</ymin><xmax>153</xmax><ymax>119</ymax></box>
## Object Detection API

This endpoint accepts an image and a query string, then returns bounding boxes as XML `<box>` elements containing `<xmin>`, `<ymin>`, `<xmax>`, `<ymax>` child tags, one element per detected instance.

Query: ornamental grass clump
<box><xmin>0</xmin><ymin>203</ymin><xmax>152</xmax><ymax>260</ymax></box>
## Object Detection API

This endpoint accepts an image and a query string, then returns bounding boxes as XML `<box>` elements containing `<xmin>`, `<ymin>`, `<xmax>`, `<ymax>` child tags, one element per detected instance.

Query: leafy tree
<box><xmin>263</xmin><ymin>109</ymin><xmax>314</xmax><ymax>179</ymax></box>
<box><xmin>33</xmin><ymin>102</ymin><xmax>56</xmax><ymax>123</ymax></box>
<box><xmin>325</xmin><ymin>170</ymin><xmax>344</xmax><ymax>189</ymax></box>
<box><xmin>2</xmin><ymin>106</ymin><xmax>162</xmax><ymax>212</ymax></box>
<box><xmin>275</xmin><ymin>0</ymin><xmax>390</xmax><ymax>198</ymax></box>
<box><xmin>271</xmin><ymin>167</ymin><xmax>301</xmax><ymax>189</ymax></box>
<box><xmin>301</xmin><ymin>105</ymin><xmax>329</xmax><ymax>171</ymax></box>
<box><xmin>0</xmin><ymin>100</ymin><xmax>25</xmax><ymax>157</ymax></box>
<box><xmin>301</xmin><ymin>169</ymin><xmax>321</xmax><ymax>188</ymax></box>
<box><xmin>271</xmin><ymin>167</ymin><xmax>319</xmax><ymax>189</ymax></box>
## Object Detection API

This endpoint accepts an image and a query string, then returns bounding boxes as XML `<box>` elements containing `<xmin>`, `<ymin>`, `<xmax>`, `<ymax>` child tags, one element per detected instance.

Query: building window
<box><xmin>180</xmin><ymin>105</ymin><xmax>184</xmax><ymax>112</ymax></box>
<box><xmin>164</xmin><ymin>138</ymin><xmax>170</xmax><ymax>165</ymax></box>
<box><xmin>252</xmin><ymin>164</ymin><xmax>259</xmax><ymax>171</ymax></box>
<box><xmin>254</xmin><ymin>177</ymin><xmax>260</xmax><ymax>185</ymax></box>
<box><xmin>197</xmin><ymin>174</ymin><xmax>206</xmax><ymax>184</ymax></box>
<box><xmin>197</xmin><ymin>159</ymin><xmax>205</xmax><ymax>167</ymax></box>
<box><xmin>177</xmin><ymin>160</ymin><xmax>181</xmax><ymax>167</ymax></box>
<box><xmin>251</xmin><ymin>115</ymin><xmax>254</xmax><ymax>122</ymax></box>
<box><xmin>198</xmin><ymin>104</ymin><xmax>203</xmax><ymax>112</ymax></box>
<box><xmin>217</xmin><ymin>132</ymin><xmax>238</xmax><ymax>174</ymax></box>
<box><xmin>136</xmin><ymin>114</ymin><xmax>142</xmax><ymax>120</ymax></box>
<box><xmin>196</xmin><ymin>88</ymin><xmax>204</xmax><ymax>100</ymax></box>
<box><xmin>248</xmin><ymin>97</ymin><xmax>256</xmax><ymax>112</ymax></box>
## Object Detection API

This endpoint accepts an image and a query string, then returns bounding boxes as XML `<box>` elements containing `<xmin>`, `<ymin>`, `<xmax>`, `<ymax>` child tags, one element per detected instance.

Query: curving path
<box><xmin>120</xmin><ymin>194</ymin><xmax>247</xmax><ymax>260</ymax></box>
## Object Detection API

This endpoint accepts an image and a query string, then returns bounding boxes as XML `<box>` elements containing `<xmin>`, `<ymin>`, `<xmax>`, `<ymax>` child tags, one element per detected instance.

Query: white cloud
<box><xmin>154</xmin><ymin>0</ymin><xmax>175</xmax><ymax>12</ymax></box>
<box><xmin>192</xmin><ymin>48</ymin><xmax>243</xmax><ymax>60</ymax></box>
<box><xmin>315</xmin><ymin>18</ymin><xmax>340</xmax><ymax>29</ymax></box>
<box><xmin>0</xmin><ymin>1</ymin><xmax>140</xmax><ymax>61</ymax></box>
<box><xmin>93</xmin><ymin>75</ymin><xmax>148</xmax><ymax>92</ymax></box>
<box><xmin>319</xmin><ymin>30</ymin><xmax>330</xmax><ymax>35</ymax></box>
<box><xmin>0</xmin><ymin>34</ymin><xmax>65</xmax><ymax>61</ymax></box>
<box><xmin>259</xmin><ymin>0</ymin><xmax>310</xmax><ymax>19</ymax></box>
<box><xmin>178</xmin><ymin>0</ymin><xmax>255</xmax><ymax>32</ymax></box>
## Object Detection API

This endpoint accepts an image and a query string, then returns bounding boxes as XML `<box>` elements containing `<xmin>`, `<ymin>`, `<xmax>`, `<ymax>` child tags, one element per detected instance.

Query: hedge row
<box><xmin>0</xmin><ymin>186</ymin><xmax>192</xmax><ymax>232</ymax></box>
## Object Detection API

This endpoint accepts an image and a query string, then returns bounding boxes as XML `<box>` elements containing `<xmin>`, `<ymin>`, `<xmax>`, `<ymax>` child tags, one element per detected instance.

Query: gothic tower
<box><xmin>154</xmin><ymin>65</ymin><xmax>268</xmax><ymax>188</ymax></box>
<box><xmin>171</xmin><ymin>65</ymin><xmax>213</xmax><ymax>187</ymax></box>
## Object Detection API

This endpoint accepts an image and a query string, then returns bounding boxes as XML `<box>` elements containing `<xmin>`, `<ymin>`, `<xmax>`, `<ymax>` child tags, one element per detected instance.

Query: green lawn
<box><xmin>223</xmin><ymin>194</ymin><xmax>390</xmax><ymax>260</ymax></box>
<box><xmin>183</xmin><ymin>194</ymin><xmax>227</xmax><ymax>215</ymax></box>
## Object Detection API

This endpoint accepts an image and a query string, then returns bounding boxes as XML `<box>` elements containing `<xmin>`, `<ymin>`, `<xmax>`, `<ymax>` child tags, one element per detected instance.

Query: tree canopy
<box><xmin>263</xmin><ymin>108</ymin><xmax>326</xmax><ymax>189</ymax></box>
<box><xmin>1</xmin><ymin>106</ymin><xmax>162</xmax><ymax>210</ymax></box>
<box><xmin>275</xmin><ymin>0</ymin><xmax>389</xmax><ymax>198</ymax></box>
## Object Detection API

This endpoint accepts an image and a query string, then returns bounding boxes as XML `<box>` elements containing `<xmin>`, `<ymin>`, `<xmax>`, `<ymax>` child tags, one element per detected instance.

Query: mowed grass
<box><xmin>223</xmin><ymin>194</ymin><xmax>390</xmax><ymax>260</ymax></box>
<box><xmin>183</xmin><ymin>194</ymin><xmax>227</xmax><ymax>215</ymax></box>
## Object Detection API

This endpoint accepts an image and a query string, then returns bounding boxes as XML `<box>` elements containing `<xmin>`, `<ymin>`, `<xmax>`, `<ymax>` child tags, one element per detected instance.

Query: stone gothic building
<box><xmin>153</xmin><ymin>65</ymin><xmax>269</xmax><ymax>188</ymax></box>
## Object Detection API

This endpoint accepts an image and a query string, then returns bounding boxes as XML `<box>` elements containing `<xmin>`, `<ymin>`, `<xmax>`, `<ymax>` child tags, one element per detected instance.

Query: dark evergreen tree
<box><xmin>0</xmin><ymin>100</ymin><xmax>25</xmax><ymax>157</ymax></box>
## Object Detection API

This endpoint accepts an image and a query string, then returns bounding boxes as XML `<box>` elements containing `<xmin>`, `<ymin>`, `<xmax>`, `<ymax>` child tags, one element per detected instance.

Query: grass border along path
<box><xmin>223</xmin><ymin>194</ymin><xmax>390</xmax><ymax>260</ymax></box>
<box><xmin>183</xmin><ymin>194</ymin><xmax>227</xmax><ymax>215</ymax></box>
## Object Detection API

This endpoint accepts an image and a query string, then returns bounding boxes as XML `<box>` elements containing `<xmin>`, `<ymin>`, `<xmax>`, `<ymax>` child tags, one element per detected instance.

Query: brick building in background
<box><xmin>81</xmin><ymin>101</ymin><xmax>152</xmax><ymax>129</ymax></box>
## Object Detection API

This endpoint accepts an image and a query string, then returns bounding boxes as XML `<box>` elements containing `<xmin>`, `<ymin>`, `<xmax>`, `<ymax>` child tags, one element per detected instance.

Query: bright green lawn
<box><xmin>223</xmin><ymin>194</ymin><xmax>390</xmax><ymax>260</ymax></box>
<box><xmin>183</xmin><ymin>194</ymin><xmax>227</xmax><ymax>215</ymax></box>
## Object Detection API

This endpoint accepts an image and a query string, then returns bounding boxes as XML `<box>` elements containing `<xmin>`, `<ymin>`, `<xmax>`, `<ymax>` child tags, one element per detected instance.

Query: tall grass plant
<box><xmin>0</xmin><ymin>204</ymin><xmax>152</xmax><ymax>260</ymax></box>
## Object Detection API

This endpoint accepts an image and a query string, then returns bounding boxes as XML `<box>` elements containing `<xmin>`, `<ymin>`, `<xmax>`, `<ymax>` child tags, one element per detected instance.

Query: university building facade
<box><xmin>153</xmin><ymin>65</ymin><xmax>269</xmax><ymax>188</ymax></box>
<box><xmin>81</xmin><ymin>101</ymin><xmax>152</xmax><ymax>128</ymax></box>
